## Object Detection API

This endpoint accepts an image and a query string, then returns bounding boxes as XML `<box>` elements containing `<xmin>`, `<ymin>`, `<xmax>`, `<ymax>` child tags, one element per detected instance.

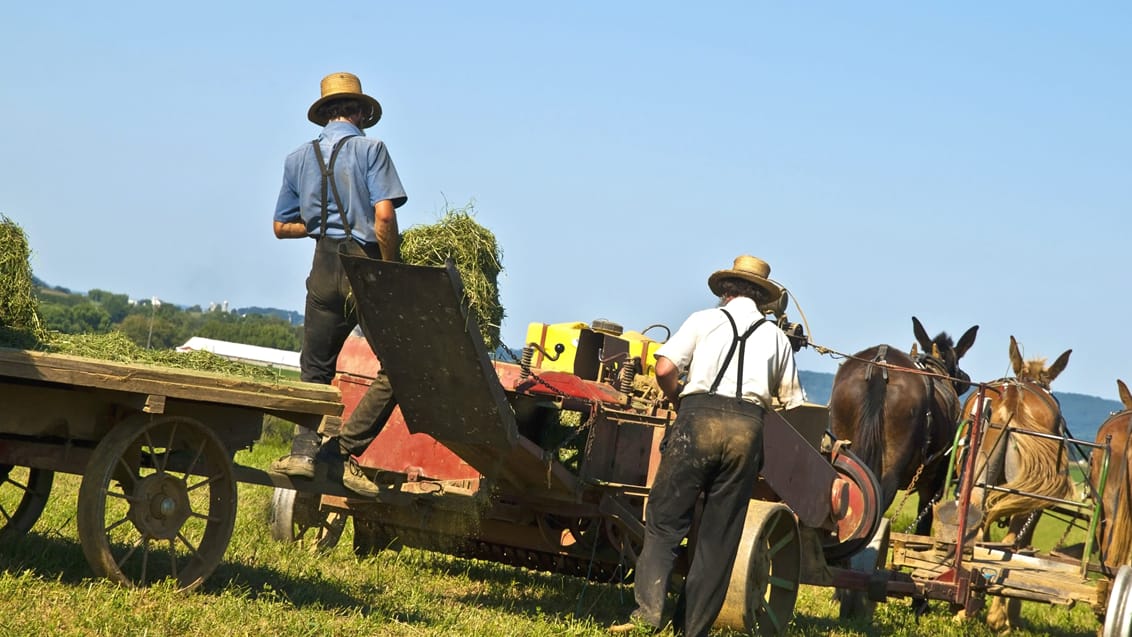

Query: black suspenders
<box><xmin>708</xmin><ymin>310</ymin><xmax>767</xmax><ymax>400</ymax></box>
<box><xmin>310</xmin><ymin>135</ymin><xmax>357</xmax><ymax>239</ymax></box>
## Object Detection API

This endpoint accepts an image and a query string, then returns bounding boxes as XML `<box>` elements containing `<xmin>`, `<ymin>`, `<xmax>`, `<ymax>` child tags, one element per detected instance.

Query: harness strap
<box><xmin>311</xmin><ymin>135</ymin><xmax>357</xmax><ymax>240</ymax></box>
<box><xmin>865</xmin><ymin>344</ymin><xmax>889</xmax><ymax>382</ymax></box>
<box><xmin>709</xmin><ymin>309</ymin><xmax>767</xmax><ymax>400</ymax></box>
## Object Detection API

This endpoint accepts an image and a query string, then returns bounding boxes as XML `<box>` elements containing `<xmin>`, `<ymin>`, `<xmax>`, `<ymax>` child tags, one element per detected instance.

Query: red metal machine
<box><xmin>271</xmin><ymin>257</ymin><xmax>884</xmax><ymax>634</ymax></box>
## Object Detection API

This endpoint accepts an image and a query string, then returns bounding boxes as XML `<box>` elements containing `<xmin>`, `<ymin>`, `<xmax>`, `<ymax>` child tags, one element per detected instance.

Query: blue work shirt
<box><xmin>274</xmin><ymin>121</ymin><xmax>408</xmax><ymax>245</ymax></box>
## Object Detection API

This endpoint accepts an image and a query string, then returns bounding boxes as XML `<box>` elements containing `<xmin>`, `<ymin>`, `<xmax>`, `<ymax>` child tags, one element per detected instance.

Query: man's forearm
<box><xmin>374</xmin><ymin>200</ymin><xmax>400</xmax><ymax>262</ymax></box>
<box><xmin>273</xmin><ymin>220</ymin><xmax>307</xmax><ymax>239</ymax></box>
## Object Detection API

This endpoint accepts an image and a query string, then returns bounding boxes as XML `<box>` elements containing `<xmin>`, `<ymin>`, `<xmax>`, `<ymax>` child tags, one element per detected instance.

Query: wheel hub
<box><xmin>128</xmin><ymin>473</ymin><xmax>191</xmax><ymax>539</ymax></box>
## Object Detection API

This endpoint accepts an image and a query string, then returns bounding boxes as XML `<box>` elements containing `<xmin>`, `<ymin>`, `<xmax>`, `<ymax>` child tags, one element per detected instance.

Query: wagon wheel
<box><xmin>0</xmin><ymin>465</ymin><xmax>53</xmax><ymax>540</ymax></box>
<box><xmin>76</xmin><ymin>414</ymin><xmax>236</xmax><ymax>590</ymax></box>
<box><xmin>716</xmin><ymin>501</ymin><xmax>801</xmax><ymax>637</ymax></box>
<box><xmin>1104</xmin><ymin>565</ymin><xmax>1132</xmax><ymax>637</ymax></box>
<box><xmin>269</xmin><ymin>487</ymin><xmax>345</xmax><ymax>551</ymax></box>
<box><xmin>822</xmin><ymin>447</ymin><xmax>883</xmax><ymax>563</ymax></box>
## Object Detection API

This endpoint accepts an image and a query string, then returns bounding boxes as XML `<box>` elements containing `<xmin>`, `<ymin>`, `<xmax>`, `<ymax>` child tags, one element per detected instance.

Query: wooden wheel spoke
<box><xmin>105</xmin><ymin>515</ymin><xmax>132</xmax><ymax>534</ymax></box>
<box><xmin>139</xmin><ymin>538</ymin><xmax>150</xmax><ymax>585</ymax></box>
<box><xmin>186</xmin><ymin>473</ymin><xmax>224</xmax><ymax>493</ymax></box>
<box><xmin>4</xmin><ymin>476</ymin><xmax>29</xmax><ymax>491</ymax></box>
<box><xmin>0</xmin><ymin>503</ymin><xmax>12</xmax><ymax>523</ymax></box>
<box><xmin>176</xmin><ymin>531</ymin><xmax>203</xmax><ymax>559</ymax></box>
<box><xmin>188</xmin><ymin>510</ymin><xmax>219</xmax><ymax>523</ymax></box>
<box><xmin>184</xmin><ymin>438</ymin><xmax>207</xmax><ymax>476</ymax></box>
<box><xmin>114</xmin><ymin>457</ymin><xmax>138</xmax><ymax>486</ymax></box>
<box><xmin>168</xmin><ymin>539</ymin><xmax>179</xmax><ymax>579</ymax></box>
<box><xmin>115</xmin><ymin>534</ymin><xmax>147</xmax><ymax>571</ymax></box>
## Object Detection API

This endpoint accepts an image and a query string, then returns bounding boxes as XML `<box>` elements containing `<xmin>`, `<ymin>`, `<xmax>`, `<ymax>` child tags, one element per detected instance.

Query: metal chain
<box><xmin>1012</xmin><ymin>510</ymin><xmax>1041</xmax><ymax>548</ymax></box>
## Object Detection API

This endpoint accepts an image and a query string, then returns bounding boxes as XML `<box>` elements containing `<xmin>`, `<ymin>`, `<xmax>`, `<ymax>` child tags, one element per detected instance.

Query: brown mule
<box><xmin>1091</xmin><ymin>379</ymin><xmax>1132</xmax><ymax>572</ymax></box>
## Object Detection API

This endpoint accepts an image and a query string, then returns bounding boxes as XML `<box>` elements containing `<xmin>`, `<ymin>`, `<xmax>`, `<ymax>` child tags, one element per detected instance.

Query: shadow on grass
<box><xmin>378</xmin><ymin>547</ymin><xmax>640</xmax><ymax>625</ymax></box>
<box><xmin>0</xmin><ymin>531</ymin><xmax>414</xmax><ymax>621</ymax></box>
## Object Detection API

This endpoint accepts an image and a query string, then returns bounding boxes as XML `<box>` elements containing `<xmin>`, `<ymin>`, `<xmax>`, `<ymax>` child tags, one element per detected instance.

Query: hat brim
<box><xmin>308</xmin><ymin>93</ymin><xmax>383</xmax><ymax>128</ymax></box>
<box><xmin>708</xmin><ymin>270</ymin><xmax>783</xmax><ymax>302</ymax></box>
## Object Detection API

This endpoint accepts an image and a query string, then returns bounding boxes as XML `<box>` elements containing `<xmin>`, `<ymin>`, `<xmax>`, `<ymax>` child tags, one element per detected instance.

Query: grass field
<box><xmin>0</xmin><ymin>439</ymin><xmax>1107</xmax><ymax>636</ymax></box>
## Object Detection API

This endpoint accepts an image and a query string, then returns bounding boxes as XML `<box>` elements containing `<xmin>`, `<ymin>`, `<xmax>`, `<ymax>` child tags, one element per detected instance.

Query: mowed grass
<box><xmin>0</xmin><ymin>441</ymin><xmax>1105</xmax><ymax>636</ymax></box>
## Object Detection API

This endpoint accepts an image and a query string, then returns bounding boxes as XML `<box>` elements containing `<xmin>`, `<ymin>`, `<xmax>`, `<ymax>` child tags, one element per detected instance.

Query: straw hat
<box><xmin>708</xmin><ymin>255</ymin><xmax>783</xmax><ymax>302</ymax></box>
<box><xmin>308</xmin><ymin>72</ymin><xmax>383</xmax><ymax>128</ymax></box>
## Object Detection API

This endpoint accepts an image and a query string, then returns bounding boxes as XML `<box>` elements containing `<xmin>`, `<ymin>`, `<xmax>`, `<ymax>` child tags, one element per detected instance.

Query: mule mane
<box><xmin>1017</xmin><ymin>358</ymin><xmax>1051</xmax><ymax>388</ymax></box>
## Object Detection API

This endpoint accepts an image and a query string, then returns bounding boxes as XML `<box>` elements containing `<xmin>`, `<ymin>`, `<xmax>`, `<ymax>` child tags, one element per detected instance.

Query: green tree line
<box><xmin>36</xmin><ymin>286</ymin><xmax>302</xmax><ymax>351</ymax></box>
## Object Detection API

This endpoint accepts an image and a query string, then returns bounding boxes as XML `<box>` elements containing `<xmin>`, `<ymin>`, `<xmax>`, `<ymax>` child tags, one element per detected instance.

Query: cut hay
<box><xmin>401</xmin><ymin>203</ymin><xmax>504</xmax><ymax>349</ymax></box>
<box><xmin>0</xmin><ymin>215</ymin><xmax>46</xmax><ymax>348</ymax></box>
<box><xmin>48</xmin><ymin>332</ymin><xmax>281</xmax><ymax>381</ymax></box>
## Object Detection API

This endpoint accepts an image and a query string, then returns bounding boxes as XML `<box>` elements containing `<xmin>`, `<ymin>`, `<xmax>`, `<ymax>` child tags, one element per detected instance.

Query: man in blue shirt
<box><xmin>270</xmin><ymin>72</ymin><xmax>408</xmax><ymax>497</ymax></box>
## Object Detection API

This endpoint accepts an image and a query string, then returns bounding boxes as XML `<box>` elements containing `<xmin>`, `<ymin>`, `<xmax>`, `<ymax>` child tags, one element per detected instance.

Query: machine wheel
<box><xmin>352</xmin><ymin>517</ymin><xmax>402</xmax><ymax>557</ymax></box>
<box><xmin>823</xmin><ymin>448</ymin><xmax>884</xmax><ymax>563</ymax></box>
<box><xmin>1104</xmin><ymin>565</ymin><xmax>1132</xmax><ymax>637</ymax></box>
<box><xmin>0</xmin><ymin>465</ymin><xmax>53</xmax><ymax>540</ymax></box>
<box><xmin>269</xmin><ymin>487</ymin><xmax>345</xmax><ymax>551</ymax></box>
<box><xmin>76</xmin><ymin>415</ymin><xmax>236</xmax><ymax>590</ymax></box>
<box><xmin>716</xmin><ymin>501</ymin><xmax>801</xmax><ymax>636</ymax></box>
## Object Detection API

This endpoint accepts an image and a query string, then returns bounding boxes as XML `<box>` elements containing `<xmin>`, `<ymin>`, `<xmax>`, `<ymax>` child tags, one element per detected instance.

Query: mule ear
<box><xmin>954</xmin><ymin>325</ymin><xmax>979</xmax><ymax>359</ymax></box>
<box><xmin>912</xmin><ymin>317</ymin><xmax>932</xmax><ymax>351</ymax></box>
<box><xmin>1118</xmin><ymin>379</ymin><xmax>1132</xmax><ymax>410</ymax></box>
<box><xmin>1046</xmin><ymin>349</ymin><xmax>1072</xmax><ymax>384</ymax></box>
<box><xmin>1009</xmin><ymin>336</ymin><xmax>1024</xmax><ymax>376</ymax></box>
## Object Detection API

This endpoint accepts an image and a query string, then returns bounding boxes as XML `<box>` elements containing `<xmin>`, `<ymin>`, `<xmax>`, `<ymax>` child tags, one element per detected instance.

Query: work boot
<box><xmin>327</xmin><ymin>455</ymin><xmax>381</xmax><ymax>499</ymax></box>
<box><xmin>269</xmin><ymin>453</ymin><xmax>316</xmax><ymax>479</ymax></box>
<box><xmin>268</xmin><ymin>428</ymin><xmax>320</xmax><ymax>479</ymax></box>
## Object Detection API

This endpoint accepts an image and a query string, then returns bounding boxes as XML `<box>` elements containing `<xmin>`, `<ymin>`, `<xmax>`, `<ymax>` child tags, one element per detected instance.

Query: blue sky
<box><xmin>2</xmin><ymin>2</ymin><xmax>1128</xmax><ymax>398</ymax></box>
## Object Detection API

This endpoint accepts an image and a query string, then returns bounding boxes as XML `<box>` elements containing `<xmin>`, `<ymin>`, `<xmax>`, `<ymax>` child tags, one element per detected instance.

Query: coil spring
<box><xmin>618</xmin><ymin>357</ymin><xmax>639</xmax><ymax>394</ymax></box>
<box><xmin>520</xmin><ymin>345</ymin><xmax>535</xmax><ymax>379</ymax></box>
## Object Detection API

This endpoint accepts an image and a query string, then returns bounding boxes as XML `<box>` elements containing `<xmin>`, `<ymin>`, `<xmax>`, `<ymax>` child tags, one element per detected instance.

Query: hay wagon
<box><xmin>0</xmin><ymin>346</ymin><xmax>352</xmax><ymax>590</ymax></box>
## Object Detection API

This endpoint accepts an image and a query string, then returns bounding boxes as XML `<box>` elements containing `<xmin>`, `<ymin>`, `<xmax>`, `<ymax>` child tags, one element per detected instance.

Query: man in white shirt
<box><xmin>612</xmin><ymin>255</ymin><xmax>805</xmax><ymax>637</ymax></box>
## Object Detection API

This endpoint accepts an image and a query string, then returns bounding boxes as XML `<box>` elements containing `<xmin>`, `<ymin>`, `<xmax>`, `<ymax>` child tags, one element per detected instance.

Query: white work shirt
<box><xmin>655</xmin><ymin>296</ymin><xmax>806</xmax><ymax>409</ymax></box>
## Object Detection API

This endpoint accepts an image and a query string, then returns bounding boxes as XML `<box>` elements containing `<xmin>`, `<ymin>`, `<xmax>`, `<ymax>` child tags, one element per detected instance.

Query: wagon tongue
<box><xmin>338</xmin><ymin>253</ymin><xmax>534</xmax><ymax>486</ymax></box>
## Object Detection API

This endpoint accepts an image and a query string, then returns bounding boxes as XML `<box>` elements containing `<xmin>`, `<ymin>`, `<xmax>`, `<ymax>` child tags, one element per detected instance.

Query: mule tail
<box><xmin>854</xmin><ymin>368</ymin><xmax>889</xmax><ymax>503</ymax></box>
<box><xmin>984</xmin><ymin>385</ymin><xmax>1073</xmax><ymax>524</ymax></box>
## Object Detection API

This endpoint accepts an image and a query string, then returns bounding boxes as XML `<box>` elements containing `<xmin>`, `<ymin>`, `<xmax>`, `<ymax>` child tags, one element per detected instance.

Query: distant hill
<box><xmin>798</xmin><ymin>370</ymin><xmax>1121</xmax><ymax>444</ymax></box>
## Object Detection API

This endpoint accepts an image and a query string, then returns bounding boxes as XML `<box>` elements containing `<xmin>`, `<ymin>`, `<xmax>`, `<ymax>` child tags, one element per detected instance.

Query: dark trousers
<box><xmin>632</xmin><ymin>393</ymin><xmax>765</xmax><ymax>637</ymax></box>
<box><xmin>295</xmin><ymin>237</ymin><xmax>397</xmax><ymax>458</ymax></box>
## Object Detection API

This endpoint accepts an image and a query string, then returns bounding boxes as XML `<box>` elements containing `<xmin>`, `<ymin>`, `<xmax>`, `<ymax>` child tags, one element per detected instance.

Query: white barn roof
<box><xmin>176</xmin><ymin>336</ymin><xmax>300</xmax><ymax>370</ymax></box>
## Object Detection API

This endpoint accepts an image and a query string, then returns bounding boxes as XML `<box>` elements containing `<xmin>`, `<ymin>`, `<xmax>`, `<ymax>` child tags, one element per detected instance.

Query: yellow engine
<box><xmin>523</xmin><ymin>319</ymin><xmax>662</xmax><ymax>384</ymax></box>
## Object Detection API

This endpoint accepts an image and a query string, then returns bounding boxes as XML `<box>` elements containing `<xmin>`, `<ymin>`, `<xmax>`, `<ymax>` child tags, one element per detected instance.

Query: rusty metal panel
<box><xmin>761</xmin><ymin>409</ymin><xmax>838</xmax><ymax>528</ymax></box>
<box><xmin>339</xmin><ymin>255</ymin><xmax>520</xmax><ymax>475</ymax></box>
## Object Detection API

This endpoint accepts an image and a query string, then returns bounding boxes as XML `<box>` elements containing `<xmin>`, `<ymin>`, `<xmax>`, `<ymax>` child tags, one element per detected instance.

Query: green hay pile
<box><xmin>401</xmin><ymin>205</ymin><xmax>504</xmax><ymax>349</ymax></box>
<box><xmin>0</xmin><ymin>215</ymin><xmax>46</xmax><ymax>348</ymax></box>
<box><xmin>48</xmin><ymin>332</ymin><xmax>280</xmax><ymax>381</ymax></box>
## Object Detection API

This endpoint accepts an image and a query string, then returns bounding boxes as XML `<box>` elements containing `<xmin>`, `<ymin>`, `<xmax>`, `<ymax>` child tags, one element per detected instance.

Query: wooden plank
<box><xmin>0</xmin><ymin>348</ymin><xmax>341</xmax><ymax>416</ymax></box>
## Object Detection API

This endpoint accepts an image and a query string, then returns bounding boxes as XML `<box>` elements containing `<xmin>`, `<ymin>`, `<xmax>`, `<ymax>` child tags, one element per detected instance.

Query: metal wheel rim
<box><xmin>717</xmin><ymin>501</ymin><xmax>801</xmax><ymax>637</ymax></box>
<box><xmin>77</xmin><ymin>415</ymin><xmax>236</xmax><ymax>590</ymax></box>
<box><xmin>0</xmin><ymin>465</ymin><xmax>53</xmax><ymax>540</ymax></box>
<box><xmin>269</xmin><ymin>487</ymin><xmax>344</xmax><ymax>551</ymax></box>
<box><xmin>1104</xmin><ymin>565</ymin><xmax>1132</xmax><ymax>637</ymax></box>
<box><xmin>823</xmin><ymin>448</ymin><xmax>883</xmax><ymax>562</ymax></box>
